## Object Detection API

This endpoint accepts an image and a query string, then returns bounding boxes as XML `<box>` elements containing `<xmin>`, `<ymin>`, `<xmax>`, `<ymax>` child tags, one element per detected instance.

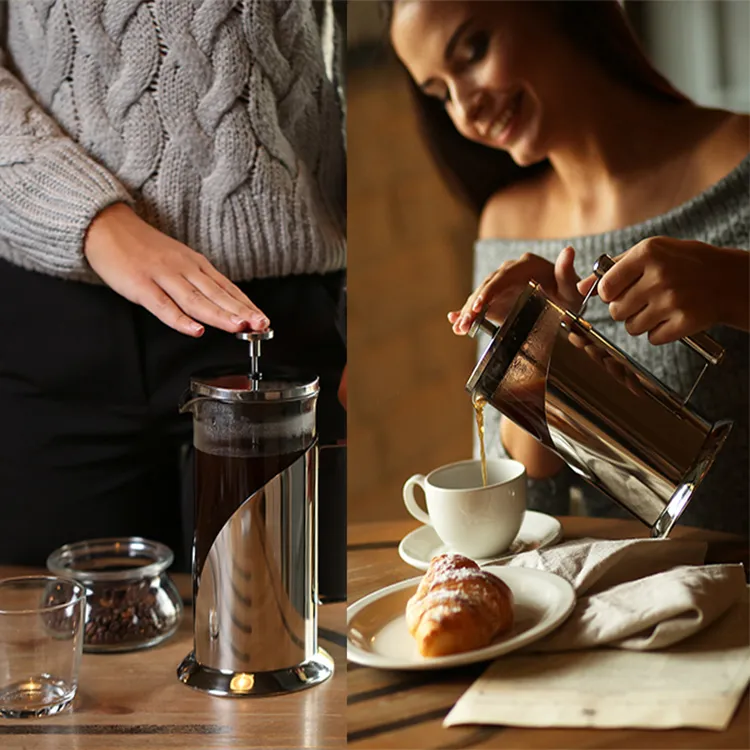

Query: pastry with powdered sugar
<box><xmin>406</xmin><ymin>554</ymin><xmax>514</xmax><ymax>657</ymax></box>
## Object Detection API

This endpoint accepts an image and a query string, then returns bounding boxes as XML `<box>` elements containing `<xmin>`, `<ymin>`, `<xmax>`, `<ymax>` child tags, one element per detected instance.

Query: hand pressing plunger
<box><xmin>84</xmin><ymin>203</ymin><xmax>270</xmax><ymax>337</ymax></box>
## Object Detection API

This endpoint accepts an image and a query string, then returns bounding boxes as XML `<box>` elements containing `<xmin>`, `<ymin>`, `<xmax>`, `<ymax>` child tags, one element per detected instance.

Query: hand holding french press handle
<box><xmin>576</xmin><ymin>237</ymin><xmax>750</xmax><ymax>357</ymax></box>
<box><xmin>588</xmin><ymin>255</ymin><xmax>725</xmax><ymax>366</ymax></box>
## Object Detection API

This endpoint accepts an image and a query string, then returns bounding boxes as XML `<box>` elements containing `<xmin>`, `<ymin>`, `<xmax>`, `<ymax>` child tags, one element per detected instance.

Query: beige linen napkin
<box><xmin>505</xmin><ymin>536</ymin><xmax>708</xmax><ymax>595</ymax></box>
<box><xmin>444</xmin><ymin>539</ymin><xmax>750</xmax><ymax>730</ymax></box>
<box><xmin>445</xmin><ymin>588</ymin><xmax>750</xmax><ymax>731</ymax></box>
<box><xmin>503</xmin><ymin>537</ymin><xmax>745</xmax><ymax>650</ymax></box>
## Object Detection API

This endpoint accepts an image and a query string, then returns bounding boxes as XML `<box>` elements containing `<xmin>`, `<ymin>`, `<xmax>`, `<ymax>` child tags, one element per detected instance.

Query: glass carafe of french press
<box><xmin>177</xmin><ymin>330</ymin><xmax>332</xmax><ymax>696</ymax></box>
<box><xmin>467</xmin><ymin>254</ymin><xmax>733</xmax><ymax>538</ymax></box>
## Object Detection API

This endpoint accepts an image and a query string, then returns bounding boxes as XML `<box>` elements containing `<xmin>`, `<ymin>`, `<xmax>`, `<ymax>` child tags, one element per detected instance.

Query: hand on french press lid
<box><xmin>448</xmin><ymin>246</ymin><xmax>583</xmax><ymax>335</ymax></box>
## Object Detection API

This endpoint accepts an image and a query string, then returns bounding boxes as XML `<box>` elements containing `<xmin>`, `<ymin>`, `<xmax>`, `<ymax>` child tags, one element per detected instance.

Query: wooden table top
<box><xmin>347</xmin><ymin>516</ymin><xmax>750</xmax><ymax>749</ymax></box>
<box><xmin>0</xmin><ymin>571</ymin><xmax>345</xmax><ymax>750</ymax></box>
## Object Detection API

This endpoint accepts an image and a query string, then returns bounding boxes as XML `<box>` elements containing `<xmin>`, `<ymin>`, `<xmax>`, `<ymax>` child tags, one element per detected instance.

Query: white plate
<box><xmin>398</xmin><ymin>511</ymin><xmax>563</xmax><ymax>571</ymax></box>
<box><xmin>347</xmin><ymin>567</ymin><xmax>575</xmax><ymax>670</ymax></box>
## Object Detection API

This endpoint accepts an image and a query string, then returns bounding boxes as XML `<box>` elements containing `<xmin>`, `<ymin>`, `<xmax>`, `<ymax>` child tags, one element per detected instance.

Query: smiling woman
<box><xmin>386</xmin><ymin>0</ymin><xmax>689</xmax><ymax>213</ymax></box>
<box><xmin>384</xmin><ymin>0</ymin><xmax>750</xmax><ymax>534</ymax></box>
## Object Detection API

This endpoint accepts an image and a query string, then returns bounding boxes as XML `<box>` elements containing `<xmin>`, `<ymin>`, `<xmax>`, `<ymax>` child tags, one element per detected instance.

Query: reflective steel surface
<box><xmin>177</xmin><ymin>648</ymin><xmax>333</xmax><ymax>697</ymax></box>
<box><xmin>179</xmin><ymin>446</ymin><xmax>331</xmax><ymax>696</ymax></box>
<box><xmin>545</xmin><ymin>312</ymin><xmax>723</xmax><ymax>532</ymax></box>
<box><xmin>468</xmin><ymin>285</ymin><xmax>733</xmax><ymax>537</ymax></box>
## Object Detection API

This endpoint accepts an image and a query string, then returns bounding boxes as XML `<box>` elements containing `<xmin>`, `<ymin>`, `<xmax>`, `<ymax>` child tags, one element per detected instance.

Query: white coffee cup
<box><xmin>402</xmin><ymin>458</ymin><xmax>526</xmax><ymax>559</ymax></box>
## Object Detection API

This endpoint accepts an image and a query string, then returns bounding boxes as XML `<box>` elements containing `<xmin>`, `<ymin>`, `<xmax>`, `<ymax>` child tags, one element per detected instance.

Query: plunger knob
<box><xmin>236</xmin><ymin>329</ymin><xmax>274</xmax><ymax>381</ymax></box>
<box><xmin>468</xmin><ymin>304</ymin><xmax>499</xmax><ymax>339</ymax></box>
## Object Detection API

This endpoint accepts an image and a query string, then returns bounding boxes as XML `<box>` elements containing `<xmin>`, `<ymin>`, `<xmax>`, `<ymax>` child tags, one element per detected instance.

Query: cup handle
<box><xmin>403</xmin><ymin>474</ymin><xmax>431</xmax><ymax>526</ymax></box>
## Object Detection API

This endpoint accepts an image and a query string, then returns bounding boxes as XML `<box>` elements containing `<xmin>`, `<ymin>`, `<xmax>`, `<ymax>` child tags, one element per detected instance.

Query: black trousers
<box><xmin>0</xmin><ymin>259</ymin><xmax>346</xmax><ymax>588</ymax></box>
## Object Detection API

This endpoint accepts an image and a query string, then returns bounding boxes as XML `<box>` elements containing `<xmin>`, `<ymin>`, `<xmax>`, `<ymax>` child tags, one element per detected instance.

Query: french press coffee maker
<box><xmin>467</xmin><ymin>254</ymin><xmax>733</xmax><ymax>538</ymax></box>
<box><xmin>177</xmin><ymin>330</ymin><xmax>332</xmax><ymax>696</ymax></box>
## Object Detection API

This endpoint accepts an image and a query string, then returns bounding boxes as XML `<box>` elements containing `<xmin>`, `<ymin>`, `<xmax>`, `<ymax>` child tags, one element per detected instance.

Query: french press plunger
<box><xmin>177</xmin><ymin>330</ymin><xmax>332</xmax><ymax>696</ymax></box>
<box><xmin>467</xmin><ymin>254</ymin><xmax>733</xmax><ymax>538</ymax></box>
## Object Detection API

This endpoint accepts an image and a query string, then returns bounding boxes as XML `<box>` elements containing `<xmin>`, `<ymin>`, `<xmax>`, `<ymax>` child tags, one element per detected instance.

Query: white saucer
<box><xmin>347</xmin><ymin>567</ymin><xmax>575</xmax><ymax>670</ymax></box>
<box><xmin>398</xmin><ymin>510</ymin><xmax>563</xmax><ymax>571</ymax></box>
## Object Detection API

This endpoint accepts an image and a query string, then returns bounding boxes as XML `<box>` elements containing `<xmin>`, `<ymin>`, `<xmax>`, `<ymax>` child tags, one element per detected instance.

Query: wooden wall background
<box><xmin>347</xmin><ymin>59</ymin><xmax>478</xmax><ymax>524</ymax></box>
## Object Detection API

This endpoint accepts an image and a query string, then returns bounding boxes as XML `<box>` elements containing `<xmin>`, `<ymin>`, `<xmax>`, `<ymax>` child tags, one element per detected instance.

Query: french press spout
<box><xmin>466</xmin><ymin>254</ymin><xmax>733</xmax><ymax>538</ymax></box>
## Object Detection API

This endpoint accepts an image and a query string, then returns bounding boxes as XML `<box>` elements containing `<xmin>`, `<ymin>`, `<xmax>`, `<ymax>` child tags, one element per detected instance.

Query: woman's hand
<box><xmin>577</xmin><ymin>237</ymin><xmax>750</xmax><ymax>344</ymax></box>
<box><xmin>448</xmin><ymin>245</ymin><xmax>584</xmax><ymax>334</ymax></box>
<box><xmin>84</xmin><ymin>203</ymin><xmax>269</xmax><ymax>337</ymax></box>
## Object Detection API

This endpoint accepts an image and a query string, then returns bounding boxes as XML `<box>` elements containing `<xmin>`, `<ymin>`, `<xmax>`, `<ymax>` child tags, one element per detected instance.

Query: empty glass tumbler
<box><xmin>0</xmin><ymin>576</ymin><xmax>85</xmax><ymax>718</ymax></box>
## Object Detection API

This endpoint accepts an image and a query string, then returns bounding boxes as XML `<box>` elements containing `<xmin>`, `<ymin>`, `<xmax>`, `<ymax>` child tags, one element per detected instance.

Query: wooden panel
<box><xmin>348</xmin><ymin>63</ymin><xmax>478</xmax><ymax>524</ymax></box>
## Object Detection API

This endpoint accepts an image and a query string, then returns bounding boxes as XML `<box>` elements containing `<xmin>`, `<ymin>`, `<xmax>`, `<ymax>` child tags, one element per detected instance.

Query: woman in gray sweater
<box><xmin>389</xmin><ymin>0</ymin><xmax>749</xmax><ymax>534</ymax></box>
<box><xmin>0</xmin><ymin>1</ymin><xmax>346</xmax><ymax>567</ymax></box>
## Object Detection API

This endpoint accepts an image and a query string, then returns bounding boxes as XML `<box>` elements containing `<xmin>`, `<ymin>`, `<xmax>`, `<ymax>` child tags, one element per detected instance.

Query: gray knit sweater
<box><xmin>474</xmin><ymin>154</ymin><xmax>750</xmax><ymax>535</ymax></box>
<box><xmin>0</xmin><ymin>0</ymin><xmax>345</xmax><ymax>283</ymax></box>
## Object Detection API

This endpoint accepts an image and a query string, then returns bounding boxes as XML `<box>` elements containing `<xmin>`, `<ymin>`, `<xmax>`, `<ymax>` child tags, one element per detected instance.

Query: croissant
<box><xmin>406</xmin><ymin>554</ymin><xmax>514</xmax><ymax>657</ymax></box>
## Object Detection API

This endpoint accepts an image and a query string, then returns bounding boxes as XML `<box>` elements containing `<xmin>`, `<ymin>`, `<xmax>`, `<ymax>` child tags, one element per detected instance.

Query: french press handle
<box><xmin>587</xmin><ymin>254</ymin><xmax>725</xmax><ymax>366</ymax></box>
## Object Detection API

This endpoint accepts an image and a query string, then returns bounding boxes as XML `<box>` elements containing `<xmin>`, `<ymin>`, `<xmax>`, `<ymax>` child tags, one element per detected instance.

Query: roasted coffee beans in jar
<box><xmin>47</xmin><ymin>538</ymin><xmax>183</xmax><ymax>653</ymax></box>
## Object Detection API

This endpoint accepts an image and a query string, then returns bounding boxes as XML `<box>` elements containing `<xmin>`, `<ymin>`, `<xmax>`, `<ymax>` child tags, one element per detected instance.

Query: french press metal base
<box><xmin>177</xmin><ymin>648</ymin><xmax>334</xmax><ymax>697</ymax></box>
<box><xmin>651</xmin><ymin>419</ymin><xmax>733</xmax><ymax>538</ymax></box>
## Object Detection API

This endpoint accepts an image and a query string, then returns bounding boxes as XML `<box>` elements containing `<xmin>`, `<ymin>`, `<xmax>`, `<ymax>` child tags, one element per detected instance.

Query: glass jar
<box><xmin>47</xmin><ymin>537</ymin><xmax>183</xmax><ymax>653</ymax></box>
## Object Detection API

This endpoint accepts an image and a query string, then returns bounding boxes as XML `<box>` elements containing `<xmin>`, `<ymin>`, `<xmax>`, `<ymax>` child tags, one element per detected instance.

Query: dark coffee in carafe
<box><xmin>194</xmin><ymin>448</ymin><xmax>306</xmax><ymax>579</ymax></box>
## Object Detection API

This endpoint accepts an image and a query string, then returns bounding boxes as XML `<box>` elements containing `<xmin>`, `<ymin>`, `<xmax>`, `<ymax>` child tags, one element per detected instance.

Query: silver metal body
<box><xmin>177</xmin><ymin>445</ymin><xmax>332</xmax><ymax>696</ymax></box>
<box><xmin>177</xmin><ymin>330</ymin><xmax>332</xmax><ymax>696</ymax></box>
<box><xmin>468</xmin><ymin>280</ymin><xmax>732</xmax><ymax>538</ymax></box>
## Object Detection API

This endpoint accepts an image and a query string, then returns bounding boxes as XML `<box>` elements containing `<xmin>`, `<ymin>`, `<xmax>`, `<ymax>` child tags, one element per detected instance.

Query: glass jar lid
<box><xmin>46</xmin><ymin>537</ymin><xmax>174</xmax><ymax>584</ymax></box>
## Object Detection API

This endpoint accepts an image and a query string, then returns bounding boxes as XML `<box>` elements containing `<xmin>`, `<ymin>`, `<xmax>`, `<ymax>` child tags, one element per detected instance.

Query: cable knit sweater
<box><xmin>0</xmin><ymin>0</ymin><xmax>345</xmax><ymax>283</ymax></box>
<box><xmin>474</xmin><ymin>154</ymin><xmax>750</xmax><ymax>535</ymax></box>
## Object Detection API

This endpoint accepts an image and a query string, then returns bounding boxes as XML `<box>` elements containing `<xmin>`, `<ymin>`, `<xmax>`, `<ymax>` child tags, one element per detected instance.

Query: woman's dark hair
<box><xmin>384</xmin><ymin>1</ymin><xmax>689</xmax><ymax>215</ymax></box>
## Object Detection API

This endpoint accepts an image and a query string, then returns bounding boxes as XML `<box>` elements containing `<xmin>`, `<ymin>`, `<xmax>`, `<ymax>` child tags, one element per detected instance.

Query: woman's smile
<box><xmin>483</xmin><ymin>90</ymin><xmax>524</xmax><ymax>146</ymax></box>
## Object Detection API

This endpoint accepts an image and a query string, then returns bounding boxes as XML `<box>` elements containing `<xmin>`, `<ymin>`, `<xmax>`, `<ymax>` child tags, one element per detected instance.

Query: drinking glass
<box><xmin>0</xmin><ymin>576</ymin><xmax>85</xmax><ymax>718</ymax></box>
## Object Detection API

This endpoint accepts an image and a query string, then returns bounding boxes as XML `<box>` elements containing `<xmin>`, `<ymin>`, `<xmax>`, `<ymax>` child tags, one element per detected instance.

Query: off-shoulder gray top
<box><xmin>473</xmin><ymin>154</ymin><xmax>749</xmax><ymax>535</ymax></box>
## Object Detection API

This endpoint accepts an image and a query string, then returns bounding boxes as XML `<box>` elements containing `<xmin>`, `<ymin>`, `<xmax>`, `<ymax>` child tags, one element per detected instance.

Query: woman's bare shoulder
<box><xmin>478</xmin><ymin>169</ymin><xmax>553</xmax><ymax>241</ymax></box>
<box><xmin>696</xmin><ymin>111</ymin><xmax>750</xmax><ymax>182</ymax></box>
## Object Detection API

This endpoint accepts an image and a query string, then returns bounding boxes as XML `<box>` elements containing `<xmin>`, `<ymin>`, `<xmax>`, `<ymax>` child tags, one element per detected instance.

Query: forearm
<box><xmin>500</xmin><ymin>417</ymin><xmax>566</xmax><ymax>479</ymax></box>
<box><xmin>0</xmin><ymin>59</ymin><xmax>132</xmax><ymax>280</ymax></box>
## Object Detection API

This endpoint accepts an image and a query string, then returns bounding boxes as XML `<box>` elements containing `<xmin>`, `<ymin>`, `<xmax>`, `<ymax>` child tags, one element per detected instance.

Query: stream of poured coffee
<box><xmin>473</xmin><ymin>393</ymin><xmax>488</xmax><ymax>487</ymax></box>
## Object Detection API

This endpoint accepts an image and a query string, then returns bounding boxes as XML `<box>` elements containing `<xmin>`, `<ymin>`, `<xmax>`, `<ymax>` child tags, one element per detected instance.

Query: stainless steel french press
<box><xmin>467</xmin><ymin>254</ymin><xmax>732</xmax><ymax>538</ymax></box>
<box><xmin>177</xmin><ymin>331</ymin><xmax>332</xmax><ymax>696</ymax></box>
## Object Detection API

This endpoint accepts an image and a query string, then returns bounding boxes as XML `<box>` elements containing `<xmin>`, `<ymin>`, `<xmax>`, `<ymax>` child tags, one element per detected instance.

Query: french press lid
<box><xmin>189</xmin><ymin>330</ymin><xmax>319</xmax><ymax>403</ymax></box>
<box><xmin>465</xmin><ymin>282</ymin><xmax>547</xmax><ymax>399</ymax></box>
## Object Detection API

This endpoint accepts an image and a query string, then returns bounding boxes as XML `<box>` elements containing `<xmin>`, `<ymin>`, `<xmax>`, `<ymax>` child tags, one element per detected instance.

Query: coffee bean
<box><xmin>82</xmin><ymin>578</ymin><xmax>179</xmax><ymax>650</ymax></box>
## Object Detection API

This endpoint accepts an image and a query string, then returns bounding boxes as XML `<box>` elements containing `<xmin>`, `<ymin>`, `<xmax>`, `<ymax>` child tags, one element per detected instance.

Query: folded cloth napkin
<box><xmin>504</xmin><ymin>537</ymin><xmax>746</xmax><ymax>650</ymax></box>
<box><xmin>445</xmin><ymin>587</ymin><xmax>750</xmax><ymax>731</ymax></box>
